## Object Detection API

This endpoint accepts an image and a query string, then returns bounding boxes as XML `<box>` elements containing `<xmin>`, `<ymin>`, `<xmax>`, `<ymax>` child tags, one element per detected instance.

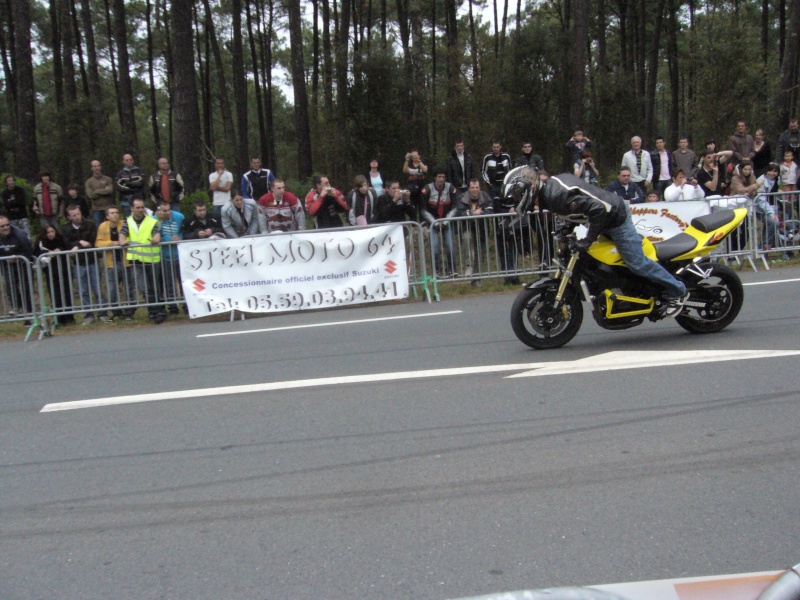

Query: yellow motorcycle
<box><xmin>511</xmin><ymin>208</ymin><xmax>747</xmax><ymax>349</ymax></box>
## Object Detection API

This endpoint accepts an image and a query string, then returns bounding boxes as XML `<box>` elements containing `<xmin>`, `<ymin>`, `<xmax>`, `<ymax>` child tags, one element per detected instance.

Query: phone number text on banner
<box><xmin>178</xmin><ymin>225</ymin><xmax>409</xmax><ymax>318</ymax></box>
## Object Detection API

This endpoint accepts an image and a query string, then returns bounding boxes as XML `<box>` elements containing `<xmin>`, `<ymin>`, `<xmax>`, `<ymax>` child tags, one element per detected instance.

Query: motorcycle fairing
<box><xmin>584</xmin><ymin>208</ymin><xmax>747</xmax><ymax>266</ymax></box>
<box><xmin>665</xmin><ymin>208</ymin><xmax>747</xmax><ymax>261</ymax></box>
<box><xmin>587</xmin><ymin>235</ymin><xmax>658</xmax><ymax>266</ymax></box>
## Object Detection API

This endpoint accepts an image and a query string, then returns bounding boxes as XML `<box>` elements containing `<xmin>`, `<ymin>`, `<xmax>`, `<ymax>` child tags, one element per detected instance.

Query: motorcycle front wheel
<box><xmin>510</xmin><ymin>284</ymin><xmax>583</xmax><ymax>349</ymax></box>
<box><xmin>675</xmin><ymin>263</ymin><xmax>743</xmax><ymax>334</ymax></box>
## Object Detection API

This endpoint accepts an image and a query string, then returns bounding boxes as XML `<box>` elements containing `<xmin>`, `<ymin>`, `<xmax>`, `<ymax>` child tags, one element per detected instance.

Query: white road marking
<box><xmin>743</xmin><ymin>277</ymin><xmax>800</xmax><ymax>286</ymax></box>
<box><xmin>196</xmin><ymin>310</ymin><xmax>464</xmax><ymax>338</ymax></box>
<box><xmin>40</xmin><ymin>350</ymin><xmax>800</xmax><ymax>413</ymax></box>
<box><xmin>41</xmin><ymin>362</ymin><xmax>546</xmax><ymax>412</ymax></box>
<box><xmin>508</xmin><ymin>349</ymin><xmax>800</xmax><ymax>378</ymax></box>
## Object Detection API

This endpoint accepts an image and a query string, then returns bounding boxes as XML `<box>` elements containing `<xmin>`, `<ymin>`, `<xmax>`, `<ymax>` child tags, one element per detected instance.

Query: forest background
<box><xmin>1</xmin><ymin>0</ymin><xmax>799</xmax><ymax>198</ymax></box>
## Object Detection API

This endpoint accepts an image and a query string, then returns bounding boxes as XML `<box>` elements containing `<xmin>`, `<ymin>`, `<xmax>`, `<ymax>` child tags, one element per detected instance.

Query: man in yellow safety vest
<box><xmin>119</xmin><ymin>198</ymin><xmax>165</xmax><ymax>323</ymax></box>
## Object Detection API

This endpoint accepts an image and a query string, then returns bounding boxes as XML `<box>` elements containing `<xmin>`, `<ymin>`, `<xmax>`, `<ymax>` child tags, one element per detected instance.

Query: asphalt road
<box><xmin>2</xmin><ymin>266</ymin><xmax>799</xmax><ymax>599</ymax></box>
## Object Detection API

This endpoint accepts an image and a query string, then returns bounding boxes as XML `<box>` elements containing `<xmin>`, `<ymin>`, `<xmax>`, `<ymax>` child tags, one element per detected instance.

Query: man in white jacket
<box><xmin>621</xmin><ymin>136</ymin><xmax>653</xmax><ymax>195</ymax></box>
<box><xmin>663</xmin><ymin>169</ymin><xmax>705</xmax><ymax>202</ymax></box>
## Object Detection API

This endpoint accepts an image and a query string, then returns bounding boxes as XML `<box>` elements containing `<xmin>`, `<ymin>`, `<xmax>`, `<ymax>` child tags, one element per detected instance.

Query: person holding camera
<box><xmin>376</xmin><ymin>181</ymin><xmax>416</xmax><ymax>224</ymax></box>
<box><xmin>696</xmin><ymin>148</ymin><xmax>731</xmax><ymax>197</ymax></box>
<box><xmin>305</xmin><ymin>175</ymin><xmax>349</xmax><ymax>229</ymax></box>
<box><xmin>663</xmin><ymin>169</ymin><xmax>705</xmax><ymax>202</ymax></box>
<box><xmin>402</xmin><ymin>149</ymin><xmax>428</xmax><ymax>220</ymax></box>
<box><xmin>573</xmin><ymin>149</ymin><xmax>599</xmax><ymax>185</ymax></box>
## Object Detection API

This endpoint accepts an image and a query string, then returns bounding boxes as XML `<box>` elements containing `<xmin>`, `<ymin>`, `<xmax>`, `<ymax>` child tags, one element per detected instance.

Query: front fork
<box><xmin>553</xmin><ymin>252</ymin><xmax>580</xmax><ymax>308</ymax></box>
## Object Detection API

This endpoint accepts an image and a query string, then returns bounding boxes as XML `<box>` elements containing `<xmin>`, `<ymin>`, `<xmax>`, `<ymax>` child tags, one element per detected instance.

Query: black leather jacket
<box><xmin>539</xmin><ymin>174</ymin><xmax>628</xmax><ymax>244</ymax></box>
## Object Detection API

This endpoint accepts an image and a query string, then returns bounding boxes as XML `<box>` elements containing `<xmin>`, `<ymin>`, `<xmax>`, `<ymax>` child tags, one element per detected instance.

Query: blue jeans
<box><xmin>105</xmin><ymin>259</ymin><xmax>135</xmax><ymax>317</ymax></box>
<box><xmin>92</xmin><ymin>210</ymin><xmax>106</xmax><ymax>225</ymax></box>
<box><xmin>158</xmin><ymin>259</ymin><xmax>182</xmax><ymax>313</ymax></box>
<box><xmin>129</xmin><ymin>261</ymin><xmax>164</xmax><ymax>320</ymax></box>
<box><xmin>603</xmin><ymin>208</ymin><xmax>686</xmax><ymax>299</ymax></box>
<box><xmin>76</xmin><ymin>260</ymin><xmax>104</xmax><ymax>318</ymax></box>
<box><xmin>430</xmin><ymin>223</ymin><xmax>455</xmax><ymax>274</ymax></box>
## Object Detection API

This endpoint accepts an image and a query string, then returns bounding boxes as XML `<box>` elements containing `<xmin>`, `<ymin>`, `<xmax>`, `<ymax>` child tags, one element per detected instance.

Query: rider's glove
<box><xmin>569</xmin><ymin>238</ymin><xmax>591</xmax><ymax>254</ymax></box>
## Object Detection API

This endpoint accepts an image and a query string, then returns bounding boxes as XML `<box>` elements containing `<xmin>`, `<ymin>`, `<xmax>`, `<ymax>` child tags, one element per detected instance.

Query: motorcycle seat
<box><xmin>654</xmin><ymin>232</ymin><xmax>698</xmax><ymax>261</ymax></box>
<box><xmin>690</xmin><ymin>209</ymin><xmax>736</xmax><ymax>233</ymax></box>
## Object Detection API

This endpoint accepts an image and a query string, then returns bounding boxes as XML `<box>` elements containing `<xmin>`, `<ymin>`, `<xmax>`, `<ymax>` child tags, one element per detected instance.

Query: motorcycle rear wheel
<box><xmin>511</xmin><ymin>285</ymin><xmax>583</xmax><ymax>349</ymax></box>
<box><xmin>675</xmin><ymin>263</ymin><xmax>743</xmax><ymax>334</ymax></box>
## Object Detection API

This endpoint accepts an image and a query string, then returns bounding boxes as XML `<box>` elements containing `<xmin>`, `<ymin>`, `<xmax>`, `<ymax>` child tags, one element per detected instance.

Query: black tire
<box><xmin>675</xmin><ymin>263</ymin><xmax>743</xmax><ymax>334</ymax></box>
<box><xmin>510</xmin><ymin>284</ymin><xmax>583</xmax><ymax>349</ymax></box>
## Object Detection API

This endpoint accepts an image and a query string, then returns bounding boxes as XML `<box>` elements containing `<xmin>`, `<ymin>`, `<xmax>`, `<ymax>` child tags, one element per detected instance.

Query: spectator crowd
<box><xmin>2</xmin><ymin>118</ymin><xmax>799</xmax><ymax>327</ymax></box>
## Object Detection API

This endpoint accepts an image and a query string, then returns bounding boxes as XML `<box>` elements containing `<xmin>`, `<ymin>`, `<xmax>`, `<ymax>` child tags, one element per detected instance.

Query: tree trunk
<box><xmin>667</xmin><ymin>0</ymin><xmax>679</xmax><ymax>147</ymax></box>
<box><xmin>202</xmin><ymin>0</ymin><xmax>235</xmax><ymax>164</ymax></box>
<box><xmin>102</xmin><ymin>0</ymin><xmax>122</xmax><ymax>122</ymax></box>
<box><xmin>644</xmin><ymin>0</ymin><xmax>667</xmax><ymax>142</ymax></box>
<box><xmin>492</xmin><ymin>0</ymin><xmax>499</xmax><ymax>56</ymax></box>
<box><xmin>322</xmin><ymin>0</ymin><xmax>334</xmax><ymax>114</ymax></box>
<box><xmin>161</xmin><ymin>0</ymin><xmax>174</xmax><ymax>165</ymax></box>
<box><xmin>569</xmin><ymin>0</ymin><xmax>589</xmax><ymax>132</ymax></box>
<box><xmin>381</xmin><ymin>0</ymin><xmax>386</xmax><ymax>48</ymax></box>
<box><xmin>70</xmin><ymin>0</ymin><xmax>90</xmax><ymax>98</ymax></box>
<box><xmin>468</xmin><ymin>0</ymin><xmax>479</xmax><ymax>84</ymax></box>
<box><xmin>687</xmin><ymin>0</ymin><xmax>696</xmax><ymax>144</ymax></box>
<box><xmin>193</xmin><ymin>3</ymin><xmax>212</xmax><ymax>153</ymax></box>
<box><xmin>286</xmin><ymin>0</ymin><xmax>313</xmax><ymax>179</ymax></box>
<box><xmin>779</xmin><ymin>0</ymin><xmax>786</xmax><ymax>67</ymax></box>
<box><xmin>80</xmin><ymin>0</ymin><xmax>107</xmax><ymax>153</ymax></box>
<box><xmin>245</xmin><ymin>0</ymin><xmax>268</xmax><ymax>162</ymax></box>
<box><xmin>335</xmin><ymin>0</ymin><xmax>351</xmax><ymax>179</ymax></box>
<box><xmin>60</xmin><ymin>0</ymin><xmax>82</xmax><ymax>182</ymax></box>
<box><xmin>145</xmin><ymin>0</ymin><xmax>161</xmax><ymax>157</ymax></box>
<box><xmin>171</xmin><ymin>0</ymin><xmax>204</xmax><ymax>193</ymax></box>
<box><xmin>231</xmin><ymin>0</ymin><xmax>249</xmax><ymax>171</ymax></box>
<box><xmin>49</xmin><ymin>0</ymin><xmax>64</xmax><ymax>112</ymax></box>
<box><xmin>409</xmin><ymin>0</ymin><xmax>426</xmax><ymax>147</ymax></box>
<box><xmin>256</xmin><ymin>0</ymin><xmax>277</xmax><ymax>172</ymax></box>
<box><xmin>112</xmin><ymin>0</ymin><xmax>138</xmax><ymax>155</ymax></box>
<box><xmin>49</xmin><ymin>0</ymin><xmax>68</xmax><ymax>181</ymax></box>
<box><xmin>444</xmin><ymin>0</ymin><xmax>459</xmax><ymax>143</ymax></box>
<box><xmin>776</xmin><ymin>0</ymin><xmax>799</xmax><ymax>128</ymax></box>
<box><xmin>312</xmin><ymin>0</ymin><xmax>319</xmax><ymax>104</ymax></box>
<box><xmin>11</xmin><ymin>0</ymin><xmax>39</xmax><ymax>180</ymax></box>
<box><xmin>762</xmin><ymin>0</ymin><xmax>770</xmax><ymax>66</ymax></box>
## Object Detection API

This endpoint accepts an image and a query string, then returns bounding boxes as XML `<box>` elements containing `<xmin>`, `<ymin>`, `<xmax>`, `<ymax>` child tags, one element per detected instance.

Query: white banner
<box><xmin>178</xmin><ymin>225</ymin><xmax>409</xmax><ymax>318</ymax></box>
<box><xmin>575</xmin><ymin>200</ymin><xmax>711</xmax><ymax>242</ymax></box>
<box><xmin>628</xmin><ymin>200</ymin><xmax>711</xmax><ymax>242</ymax></box>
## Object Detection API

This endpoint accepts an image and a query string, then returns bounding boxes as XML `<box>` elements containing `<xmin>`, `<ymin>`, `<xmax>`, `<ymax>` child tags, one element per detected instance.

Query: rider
<box><xmin>526</xmin><ymin>171</ymin><xmax>688</xmax><ymax>316</ymax></box>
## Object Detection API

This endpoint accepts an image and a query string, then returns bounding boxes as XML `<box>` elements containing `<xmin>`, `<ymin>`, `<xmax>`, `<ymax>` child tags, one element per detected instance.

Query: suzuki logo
<box><xmin>192</xmin><ymin>279</ymin><xmax>206</xmax><ymax>292</ymax></box>
<box><xmin>384</xmin><ymin>260</ymin><xmax>397</xmax><ymax>274</ymax></box>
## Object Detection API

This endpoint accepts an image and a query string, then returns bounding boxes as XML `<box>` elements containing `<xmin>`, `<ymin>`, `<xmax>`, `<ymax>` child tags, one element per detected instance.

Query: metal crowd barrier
<box><xmin>751</xmin><ymin>190</ymin><xmax>800</xmax><ymax>270</ymax></box>
<box><xmin>0</xmin><ymin>255</ymin><xmax>40</xmax><ymax>340</ymax></box>
<box><xmin>8</xmin><ymin>198</ymin><xmax>800</xmax><ymax>339</ymax></box>
<box><xmin>30</xmin><ymin>221</ymin><xmax>430</xmax><ymax>335</ymax></box>
<box><xmin>703</xmin><ymin>194</ymin><xmax>761</xmax><ymax>270</ymax></box>
<box><xmin>426</xmin><ymin>211</ymin><xmax>556</xmax><ymax>300</ymax></box>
